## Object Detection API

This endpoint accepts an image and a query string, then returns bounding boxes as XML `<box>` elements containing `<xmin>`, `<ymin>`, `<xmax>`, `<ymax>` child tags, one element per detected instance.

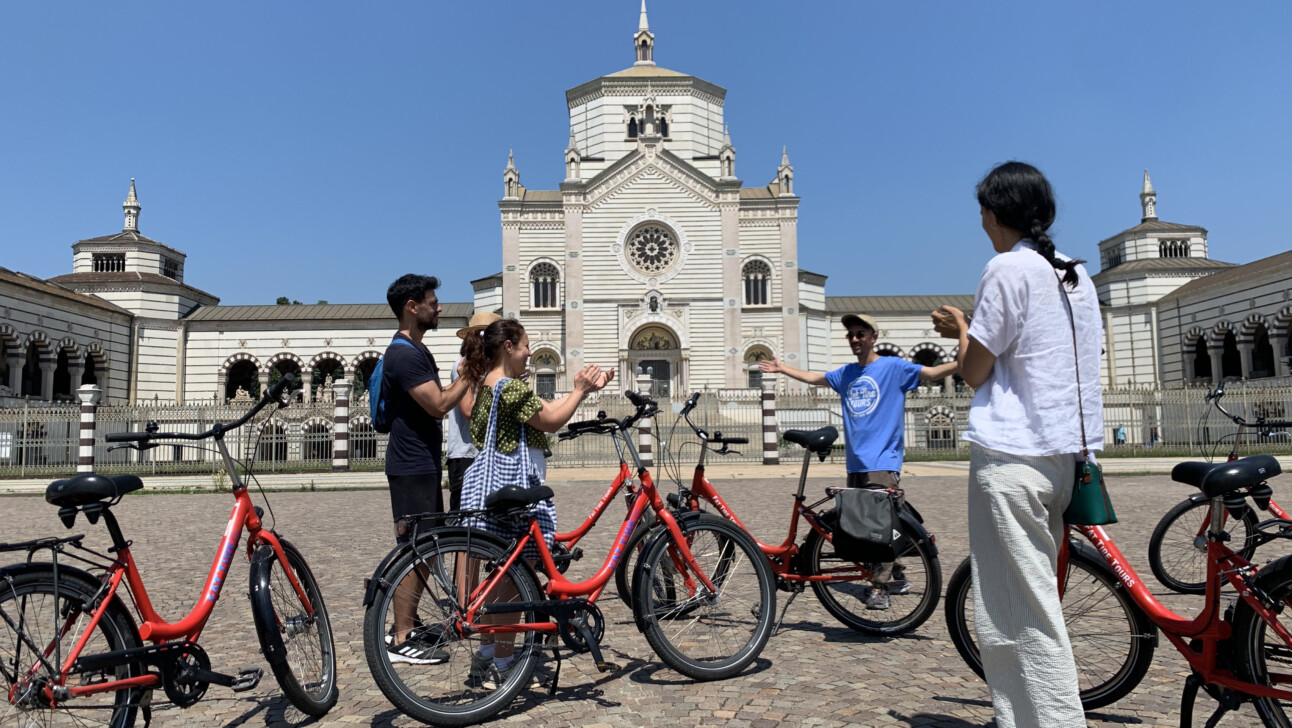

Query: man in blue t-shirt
<box><xmin>760</xmin><ymin>312</ymin><xmax>959</xmax><ymax>609</ymax></box>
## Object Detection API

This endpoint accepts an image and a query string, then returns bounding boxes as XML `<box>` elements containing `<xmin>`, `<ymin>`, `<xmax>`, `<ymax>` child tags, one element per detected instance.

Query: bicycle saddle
<box><xmin>46</xmin><ymin>473</ymin><xmax>144</xmax><ymax>508</ymax></box>
<box><xmin>783</xmin><ymin>426</ymin><xmax>839</xmax><ymax>454</ymax></box>
<box><xmin>485</xmin><ymin>484</ymin><xmax>555</xmax><ymax>513</ymax></box>
<box><xmin>1171</xmin><ymin>455</ymin><xmax>1282</xmax><ymax>499</ymax></box>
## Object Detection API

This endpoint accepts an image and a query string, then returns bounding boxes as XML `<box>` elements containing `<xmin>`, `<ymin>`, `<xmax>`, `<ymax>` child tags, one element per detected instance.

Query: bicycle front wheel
<box><xmin>249</xmin><ymin>539</ymin><xmax>338</xmax><ymax>716</ymax></box>
<box><xmin>944</xmin><ymin>544</ymin><xmax>1156</xmax><ymax>710</ymax></box>
<box><xmin>1232</xmin><ymin>553</ymin><xmax>1292</xmax><ymax>727</ymax></box>
<box><xmin>634</xmin><ymin>514</ymin><xmax>775</xmax><ymax>681</ymax></box>
<box><xmin>1148</xmin><ymin>497</ymin><xmax>1258</xmax><ymax>594</ymax></box>
<box><xmin>363</xmin><ymin>532</ymin><xmax>544</xmax><ymax>727</ymax></box>
<box><xmin>803</xmin><ymin>510</ymin><xmax>941</xmax><ymax>636</ymax></box>
<box><xmin>0</xmin><ymin>566</ymin><xmax>143</xmax><ymax>728</ymax></box>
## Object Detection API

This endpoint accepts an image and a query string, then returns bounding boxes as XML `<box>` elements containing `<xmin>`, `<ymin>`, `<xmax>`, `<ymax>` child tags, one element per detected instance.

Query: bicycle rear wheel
<box><xmin>363</xmin><ymin>533</ymin><xmax>544</xmax><ymax>727</ymax></box>
<box><xmin>944</xmin><ymin>543</ymin><xmax>1156</xmax><ymax>710</ymax></box>
<box><xmin>634</xmin><ymin>514</ymin><xmax>775</xmax><ymax>681</ymax></box>
<box><xmin>803</xmin><ymin>510</ymin><xmax>941</xmax><ymax>636</ymax></box>
<box><xmin>249</xmin><ymin>538</ymin><xmax>338</xmax><ymax>716</ymax></box>
<box><xmin>0</xmin><ymin>566</ymin><xmax>142</xmax><ymax>728</ymax></box>
<box><xmin>1148</xmin><ymin>497</ymin><xmax>1258</xmax><ymax>594</ymax></box>
<box><xmin>1232</xmin><ymin>553</ymin><xmax>1292</xmax><ymax>727</ymax></box>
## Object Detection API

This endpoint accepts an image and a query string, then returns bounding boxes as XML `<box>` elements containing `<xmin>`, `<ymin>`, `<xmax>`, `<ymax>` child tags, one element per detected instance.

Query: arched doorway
<box><xmin>52</xmin><ymin>349</ymin><xmax>72</xmax><ymax>401</ymax></box>
<box><xmin>226</xmin><ymin>360</ymin><xmax>259</xmax><ymax>400</ymax></box>
<box><xmin>81</xmin><ymin>352</ymin><xmax>98</xmax><ymax>387</ymax></box>
<box><xmin>927</xmin><ymin>413</ymin><xmax>955</xmax><ymax>450</ymax></box>
<box><xmin>1221</xmin><ymin>331</ymin><xmax>1241</xmax><ymax>380</ymax></box>
<box><xmin>1252</xmin><ymin>325</ymin><xmax>1275</xmax><ymax>378</ymax></box>
<box><xmin>629</xmin><ymin>325</ymin><xmax>680</xmax><ymax>397</ymax></box>
<box><xmin>744</xmin><ymin>346</ymin><xmax>772</xmax><ymax>389</ymax></box>
<box><xmin>270</xmin><ymin>359</ymin><xmax>303</xmax><ymax>401</ymax></box>
<box><xmin>1192</xmin><ymin>336</ymin><xmax>1211</xmax><ymax>381</ymax></box>
<box><xmin>311</xmin><ymin>357</ymin><xmax>346</xmax><ymax>401</ymax></box>
<box><xmin>21</xmin><ymin>343</ymin><xmax>41</xmax><ymax>397</ymax></box>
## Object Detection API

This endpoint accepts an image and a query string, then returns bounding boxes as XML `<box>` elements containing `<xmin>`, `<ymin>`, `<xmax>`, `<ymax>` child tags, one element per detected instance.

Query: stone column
<box><xmin>332</xmin><ymin>380</ymin><xmax>351</xmax><ymax>472</ymax></box>
<box><xmin>1238</xmin><ymin>341</ymin><xmax>1255</xmax><ymax>380</ymax></box>
<box><xmin>6</xmin><ymin>355</ymin><xmax>22</xmax><ymax>393</ymax></box>
<box><xmin>68</xmin><ymin>362</ymin><xmax>85</xmax><ymax>392</ymax></box>
<box><xmin>761</xmin><ymin>376</ymin><xmax>779</xmax><ymax>465</ymax></box>
<box><xmin>216</xmin><ymin>373</ymin><xmax>227</xmax><ymax>401</ymax></box>
<box><xmin>257</xmin><ymin>370</ymin><xmax>270</xmax><ymax>399</ymax></box>
<box><xmin>1208</xmin><ymin>347</ymin><xmax>1224</xmax><ymax>386</ymax></box>
<box><xmin>1273</xmin><ymin>333</ymin><xmax>1291</xmax><ymax>378</ymax></box>
<box><xmin>77</xmin><ymin>385</ymin><xmax>102</xmax><ymax>473</ymax></box>
<box><xmin>39</xmin><ymin>359</ymin><xmax>56</xmax><ymax>401</ymax></box>
<box><xmin>635</xmin><ymin>369</ymin><xmax>653</xmax><ymax>468</ymax></box>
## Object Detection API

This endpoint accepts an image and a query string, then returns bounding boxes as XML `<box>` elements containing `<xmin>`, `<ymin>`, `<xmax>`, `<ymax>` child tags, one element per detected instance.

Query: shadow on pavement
<box><xmin>627</xmin><ymin>656</ymin><xmax>772</xmax><ymax>686</ymax></box>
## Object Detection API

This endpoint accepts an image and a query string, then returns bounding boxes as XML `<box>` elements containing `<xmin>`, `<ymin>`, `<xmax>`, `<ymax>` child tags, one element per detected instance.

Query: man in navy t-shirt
<box><xmin>760</xmin><ymin>312</ymin><xmax>959</xmax><ymax>609</ymax></box>
<box><xmin>381</xmin><ymin>274</ymin><xmax>472</xmax><ymax>665</ymax></box>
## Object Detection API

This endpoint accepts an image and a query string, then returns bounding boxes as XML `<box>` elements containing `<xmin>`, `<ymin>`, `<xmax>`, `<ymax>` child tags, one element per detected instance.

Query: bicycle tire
<box><xmin>944</xmin><ymin>543</ymin><xmax>1156</xmax><ymax>710</ymax></box>
<box><xmin>802</xmin><ymin>511</ymin><xmax>941</xmax><ymax>636</ymax></box>
<box><xmin>363</xmin><ymin>532</ymin><xmax>544</xmax><ymax>727</ymax></box>
<box><xmin>1148</xmin><ymin>497</ymin><xmax>1258</xmax><ymax>594</ymax></box>
<box><xmin>1231</xmin><ymin>553</ymin><xmax>1292</xmax><ymax>727</ymax></box>
<box><xmin>0</xmin><ymin>566</ymin><xmax>143</xmax><ymax>728</ymax></box>
<box><xmin>634</xmin><ymin>514</ymin><xmax>775</xmax><ymax>681</ymax></box>
<box><xmin>249</xmin><ymin>539</ymin><xmax>339</xmax><ymax>717</ymax></box>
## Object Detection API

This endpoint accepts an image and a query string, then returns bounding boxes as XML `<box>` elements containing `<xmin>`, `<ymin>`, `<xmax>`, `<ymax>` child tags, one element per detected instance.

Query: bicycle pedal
<box><xmin>229</xmin><ymin>668</ymin><xmax>263</xmax><ymax>692</ymax></box>
<box><xmin>593</xmin><ymin>661</ymin><xmax>620</xmax><ymax>673</ymax></box>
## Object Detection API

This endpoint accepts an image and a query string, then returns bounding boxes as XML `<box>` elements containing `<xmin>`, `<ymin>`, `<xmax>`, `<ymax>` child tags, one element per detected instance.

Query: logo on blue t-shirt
<box><xmin>844</xmin><ymin>376</ymin><xmax>881</xmax><ymax>418</ymax></box>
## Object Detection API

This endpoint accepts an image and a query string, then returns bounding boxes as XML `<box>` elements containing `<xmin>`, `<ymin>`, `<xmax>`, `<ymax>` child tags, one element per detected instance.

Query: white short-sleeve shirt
<box><xmin>963</xmin><ymin>240</ymin><xmax>1104</xmax><ymax>457</ymax></box>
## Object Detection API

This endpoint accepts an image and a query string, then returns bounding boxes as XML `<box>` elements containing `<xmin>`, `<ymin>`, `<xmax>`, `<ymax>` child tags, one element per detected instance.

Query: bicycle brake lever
<box><xmin>106</xmin><ymin>444</ymin><xmax>138</xmax><ymax>453</ymax></box>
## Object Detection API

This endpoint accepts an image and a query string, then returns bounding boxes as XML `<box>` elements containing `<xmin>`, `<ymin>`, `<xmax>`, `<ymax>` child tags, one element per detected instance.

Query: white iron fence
<box><xmin>2</xmin><ymin>382</ymin><xmax>1290</xmax><ymax>479</ymax></box>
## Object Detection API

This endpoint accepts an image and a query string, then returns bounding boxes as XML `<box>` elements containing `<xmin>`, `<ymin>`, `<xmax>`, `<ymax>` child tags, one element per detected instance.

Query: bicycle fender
<box><xmin>629</xmin><ymin>512</ymin><xmax>706</xmax><ymax>634</ymax></box>
<box><xmin>1186</xmin><ymin>492</ymin><xmax>1210</xmax><ymax>505</ymax></box>
<box><xmin>898</xmin><ymin>508</ymin><xmax>938</xmax><ymax>558</ymax></box>
<box><xmin>361</xmin><ymin>527</ymin><xmax>513</xmax><ymax>608</ymax></box>
<box><xmin>249</xmin><ymin>540</ymin><xmax>293</xmax><ymax>664</ymax></box>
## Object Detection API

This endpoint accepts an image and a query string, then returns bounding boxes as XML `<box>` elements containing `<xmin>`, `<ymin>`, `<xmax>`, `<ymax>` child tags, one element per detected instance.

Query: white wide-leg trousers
<box><xmin>968</xmin><ymin>444</ymin><xmax>1086</xmax><ymax>728</ymax></box>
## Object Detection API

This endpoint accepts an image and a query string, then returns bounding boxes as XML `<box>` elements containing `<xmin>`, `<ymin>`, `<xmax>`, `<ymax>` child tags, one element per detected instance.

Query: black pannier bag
<box><xmin>824</xmin><ymin>488</ymin><xmax>904</xmax><ymax>563</ymax></box>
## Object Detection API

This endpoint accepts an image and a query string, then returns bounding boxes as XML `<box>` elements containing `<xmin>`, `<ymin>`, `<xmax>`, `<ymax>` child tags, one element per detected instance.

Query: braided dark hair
<box><xmin>977</xmin><ymin>161</ymin><xmax>1084</xmax><ymax>287</ymax></box>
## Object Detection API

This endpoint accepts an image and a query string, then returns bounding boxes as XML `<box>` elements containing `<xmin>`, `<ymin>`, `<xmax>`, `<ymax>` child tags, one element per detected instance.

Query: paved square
<box><xmin>3</xmin><ymin>471</ymin><xmax>1290</xmax><ymax>727</ymax></box>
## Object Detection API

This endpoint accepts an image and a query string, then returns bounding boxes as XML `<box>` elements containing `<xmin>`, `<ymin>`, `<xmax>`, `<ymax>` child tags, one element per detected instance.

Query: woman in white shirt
<box><xmin>933</xmin><ymin>161</ymin><xmax>1103</xmax><ymax>728</ymax></box>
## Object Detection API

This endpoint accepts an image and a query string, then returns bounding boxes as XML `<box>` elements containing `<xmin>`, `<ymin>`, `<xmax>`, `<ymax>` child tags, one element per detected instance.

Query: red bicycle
<box><xmin>0</xmin><ymin>374</ymin><xmax>337</xmax><ymax>727</ymax></box>
<box><xmin>1148</xmin><ymin>380</ymin><xmax>1292</xmax><ymax>593</ymax></box>
<box><xmin>618</xmin><ymin>391</ymin><xmax>941</xmax><ymax>636</ymax></box>
<box><xmin>946</xmin><ymin>447</ymin><xmax>1292</xmax><ymax>726</ymax></box>
<box><xmin>361</xmin><ymin>391</ymin><xmax>776</xmax><ymax>727</ymax></box>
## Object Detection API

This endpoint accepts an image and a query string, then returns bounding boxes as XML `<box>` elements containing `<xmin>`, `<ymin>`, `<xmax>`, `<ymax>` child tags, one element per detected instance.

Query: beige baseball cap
<box><xmin>456</xmin><ymin>311</ymin><xmax>502</xmax><ymax>339</ymax></box>
<box><xmin>840</xmin><ymin>313</ymin><xmax>878</xmax><ymax>332</ymax></box>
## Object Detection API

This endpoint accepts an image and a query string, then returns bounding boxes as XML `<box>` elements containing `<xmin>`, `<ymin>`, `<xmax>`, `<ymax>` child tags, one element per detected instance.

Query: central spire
<box><xmin>634</xmin><ymin>0</ymin><xmax>655</xmax><ymax>66</ymax></box>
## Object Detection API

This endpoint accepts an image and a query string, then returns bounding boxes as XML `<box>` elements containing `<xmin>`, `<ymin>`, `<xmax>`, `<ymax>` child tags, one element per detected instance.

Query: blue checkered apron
<box><xmin>460</xmin><ymin>379</ymin><xmax>557</xmax><ymax>551</ymax></box>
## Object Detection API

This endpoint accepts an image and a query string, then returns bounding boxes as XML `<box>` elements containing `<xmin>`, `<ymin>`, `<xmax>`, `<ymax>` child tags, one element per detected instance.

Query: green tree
<box><xmin>276</xmin><ymin>296</ymin><xmax>302</xmax><ymax>305</ymax></box>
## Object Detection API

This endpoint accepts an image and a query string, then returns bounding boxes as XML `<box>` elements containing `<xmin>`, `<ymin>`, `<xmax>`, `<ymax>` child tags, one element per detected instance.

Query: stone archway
<box><xmin>221</xmin><ymin>353</ymin><xmax>263</xmax><ymax>400</ymax></box>
<box><xmin>627</xmin><ymin>324</ymin><xmax>682</xmax><ymax>397</ymax></box>
<box><xmin>308</xmin><ymin>352</ymin><xmax>347</xmax><ymax>402</ymax></box>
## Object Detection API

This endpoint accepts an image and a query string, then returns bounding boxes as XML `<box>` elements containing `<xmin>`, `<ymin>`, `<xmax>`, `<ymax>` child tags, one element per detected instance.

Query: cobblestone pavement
<box><xmin>3</xmin><ymin>471</ymin><xmax>1291</xmax><ymax>727</ymax></box>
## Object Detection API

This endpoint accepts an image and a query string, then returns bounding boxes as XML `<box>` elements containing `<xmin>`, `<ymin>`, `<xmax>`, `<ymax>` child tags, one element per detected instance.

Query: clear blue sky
<box><xmin>3</xmin><ymin>1</ymin><xmax>1288</xmax><ymax>306</ymax></box>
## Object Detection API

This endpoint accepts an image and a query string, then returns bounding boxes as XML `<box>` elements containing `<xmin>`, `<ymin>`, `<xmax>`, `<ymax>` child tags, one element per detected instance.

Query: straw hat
<box><xmin>456</xmin><ymin>311</ymin><xmax>502</xmax><ymax>339</ymax></box>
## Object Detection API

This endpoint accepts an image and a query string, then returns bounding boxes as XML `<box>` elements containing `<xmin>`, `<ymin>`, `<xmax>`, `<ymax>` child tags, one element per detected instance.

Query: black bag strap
<box><xmin>1052</xmin><ymin>268</ymin><xmax>1090</xmax><ymax>461</ymax></box>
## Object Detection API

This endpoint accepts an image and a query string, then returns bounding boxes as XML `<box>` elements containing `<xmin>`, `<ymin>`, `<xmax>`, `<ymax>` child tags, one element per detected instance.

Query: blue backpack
<box><xmin>369</xmin><ymin>337</ymin><xmax>418</xmax><ymax>433</ymax></box>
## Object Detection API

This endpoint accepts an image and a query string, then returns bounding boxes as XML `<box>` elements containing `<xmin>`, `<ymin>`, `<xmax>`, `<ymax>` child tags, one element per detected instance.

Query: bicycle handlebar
<box><xmin>1206</xmin><ymin>381</ymin><xmax>1292</xmax><ymax>430</ymax></box>
<box><xmin>556</xmin><ymin>390</ymin><xmax>658</xmax><ymax>441</ymax></box>
<box><xmin>106</xmin><ymin>373</ymin><xmax>297</xmax><ymax>443</ymax></box>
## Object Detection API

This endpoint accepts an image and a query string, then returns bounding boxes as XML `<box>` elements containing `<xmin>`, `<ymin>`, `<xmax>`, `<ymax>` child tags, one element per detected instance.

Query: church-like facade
<box><xmin>1</xmin><ymin>4</ymin><xmax>1288</xmax><ymax>410</ymax></box>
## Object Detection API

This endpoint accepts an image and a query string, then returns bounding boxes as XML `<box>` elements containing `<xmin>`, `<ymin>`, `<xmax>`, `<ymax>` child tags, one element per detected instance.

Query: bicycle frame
<box><xmin>1067</xmin><ymin>512</ymin><xmax>1292</xmax><ymax>702</ymax></box>
<box><xmin>554</xmin><ymin>461</ymin><xmax>637</xmax><ymax>550</ymax></box>
<box><xmin>43</xmin><ymin>436</ymin><xmax>312</xmax><ymax>703</ymax></box>
<box><xmin>681</xmin><ymin>447</ymin><xmax>863</xmax><ymax>584</ymax></box>
<box><xmin>458</xmin><ymin>429</ymin><xmax>717</xmax><ymax>637</ymax></box>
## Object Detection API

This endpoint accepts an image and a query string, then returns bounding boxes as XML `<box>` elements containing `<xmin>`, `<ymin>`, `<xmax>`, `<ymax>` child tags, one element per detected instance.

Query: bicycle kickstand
<box><xmin>772</xmin><ymin>584</ymin><xmax>802</xmax><ymax>637</ymax></box>
<box><xmin>1180</xmin><ymin>672</ymin><xmax>1244</xmax><ymax>728</ymax></box>
<box><xmin>545</xmin><ymin>634</ymin><xmax>562</xmax><ymax>697</ymax></box>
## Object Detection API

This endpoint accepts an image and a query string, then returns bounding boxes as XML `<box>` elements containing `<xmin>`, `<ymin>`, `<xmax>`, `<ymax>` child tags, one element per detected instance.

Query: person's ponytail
<box><xmin>1029</xmin><ymin>219</ymin><xmax>1082</xmax><ymax>288</ymax></box>
<box><xmin>458</xmin><ymin>319</ymin><xmax>525</xmax><ymax>385</ymax></box>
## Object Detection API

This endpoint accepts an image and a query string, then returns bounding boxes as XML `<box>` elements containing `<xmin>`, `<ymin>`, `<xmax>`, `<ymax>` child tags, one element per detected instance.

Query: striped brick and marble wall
<box><xmin>332</xmin><ymin>381</ymin><xmax>351</xmax><ymax>472</ymax></box>
<box><xmin>77</xmin><ymin>384</ymin><xmax>102</xmax><ymax>473</ymax></box>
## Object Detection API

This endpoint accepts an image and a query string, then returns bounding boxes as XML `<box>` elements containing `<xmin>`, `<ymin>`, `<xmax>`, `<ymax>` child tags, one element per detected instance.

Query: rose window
<box><xmin>627</xmin><ymin>225</ymin><xmax>678</xmax><ymax>275</ymax></box>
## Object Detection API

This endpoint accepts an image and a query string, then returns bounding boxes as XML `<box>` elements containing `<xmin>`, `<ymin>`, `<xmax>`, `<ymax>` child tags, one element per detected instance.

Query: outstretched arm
<box><xmin>527</xmin><ymin>365</ymin><xmax>616</xmax><ymax>433</ymax></box>
<box><xmin>758</xmin><ymin>356</ymin><xmax>827</xmax><ymax>387</ymax></box>
<box><xmin>920</xmin><ymin>360</ymin><xmax>960</xmax><ymax>383</ymax></box>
